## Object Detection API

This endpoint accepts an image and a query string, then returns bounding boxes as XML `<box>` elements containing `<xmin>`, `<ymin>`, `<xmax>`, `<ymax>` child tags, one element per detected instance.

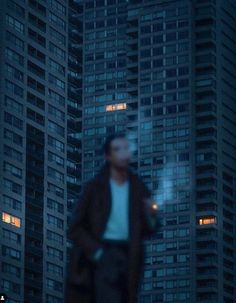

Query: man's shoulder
<box><xmin>83</xmin><ymin>177</ymin><xmax>99</xmax><ymax>190</ymax></box>
<box><xmin>131</xmin><ymin>171</ymin><xmax>150</xmax><ymax>193</ymax></box>
<box><xmin>130</xmin><ymin>170</ymin><xmax>151</xmax><ymax>195</ymax></box>
<box><xmin>83</xmin><ymin>166</ymin><xmax>150</xmax><ymax>192</ymax></box>
<box><xmin>83</xmin><ymin>169</ymin><xmax>105</xmax><ymax>189</ymax></box>
<box><xmin>130</xmin><ymin>172</ymin><xmax>142</xmax><ymax>185</ymax></box>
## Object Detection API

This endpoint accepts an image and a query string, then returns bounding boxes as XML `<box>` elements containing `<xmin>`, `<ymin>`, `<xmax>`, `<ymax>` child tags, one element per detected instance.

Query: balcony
<box><xmin>26</xmin><ymin>197</ymin><xmax>43</xmax><ymax>209</ymax></box>
<box><xmin>25</xmin><ymin>262</ymin><xmax>43</xmax><ymax>274</ymax></box>
<box><xmin>196</xmin><ymin>202</ymin><xmax>217</xmax><ymax>212</ymax></box>
<box><xmin>25</xmin><ymin>228</ymin><xmax>43</xmax><ymax>241</ymax></box>
<box><xmin>27</xmin><ymin>146</ymin><xmax>44</xmax><ymax>160</ymax></box>
<box><xmin>26</xmin><ymin>179</ymin><xmax>44</xmax><ymax>191</ymax></box>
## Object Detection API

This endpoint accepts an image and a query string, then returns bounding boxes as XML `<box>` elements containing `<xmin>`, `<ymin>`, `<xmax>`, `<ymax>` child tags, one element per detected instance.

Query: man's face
<box><xmin>106</xmin><ymin>137</ymin><xmax>131</xmax><ymax>169</ymax></box>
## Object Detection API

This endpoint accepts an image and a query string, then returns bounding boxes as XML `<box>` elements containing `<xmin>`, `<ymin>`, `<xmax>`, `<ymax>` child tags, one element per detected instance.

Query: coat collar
<box><xmin>94</xmin><ymin>162</ymin><xmax>136</xmax><ymax>185</ymax></box>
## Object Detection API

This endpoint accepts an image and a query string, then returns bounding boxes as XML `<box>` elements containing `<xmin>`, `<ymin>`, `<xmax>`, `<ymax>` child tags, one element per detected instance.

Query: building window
<box><xmin>46</xmin><ymin>262</ymin><xmax>63</xmax><ymax>277</ymax></box>
<box><xmin>28</xmin><ymin>28</ymin><xmax>46</xmax><ymax>47</ymax></box>
<box><xmin>47</xmin><ymin>230</ymin><xmax>63</xmax><ymax>245</ymax></box>
<box><xmin>48</xmin><ymin>120</ymin><xmax>64</xmax><ymax>137</ymax></box>
<box><xmin>3</xmin><ymin>161</ymin><xmax>22</xmax><ymax>178</ymax></box>
<box><xmin>49</xmin><ymin>42</ymin><xmax>65</xmax><ymax>60</ymax></box>
<box><xmin>3</xmin><ymin>195</ymin><xmax>22</xmax><ymax>211</ymax></box>
<box><xmin>49</xmin><ymin>0</ymin><xmax>66</xmax><ymax>16</ymax></box>
<box><xmin>46</xmin><ymin>294</ymin><xmax>63</xmax><ymax>303</ymax></box>
<box><xmin>47</xmin><ymin>214</ymin><xmax>64</xmax><ymax>229</ymax></box>
<box><xmin>48</xmin><ymin>151</ymin><xmax>64</xmax><ymax>167</ymax></box>
<box><xmin>49</xmin><ymin>27</ymin><xmax>66</xmax><ymax>46</ymax></box>
<box><xmin>49</xmin><ymin>59</ymin><xmax>65</xmax><ymax>76</ymax></box>
<box><xmin>47</xmin><ymin>246</ymin><xmax>63</xmax><ymax>260</ymax></box>
<box><xmin>6</xmin><ymin>31</ymin><xmax>24</xmax><ymax>50</ymax></box>
<box><xmin>49</xmin><ymin>12</ymin><xmax>66</xmax><ymax>30</ymax></box>
<box><xmin>2</xmin><ymin>228</ymin><xmax>21</xmax><ymax>244</ymax></box>
<box><xmin>1</xmin><ymin>278</ymin><xmax>21</xmax><ymax>294</ymax></box>
<box><xmin>47</xmin><ymin>198</ymin><xmax>64</xmax><ymax>214</ymax></box>
<box><xmin>2</xmin><ymin>262</ymin><xmax>21</xmax><ymax>277</ymax></box>
<box><xmin>47</xmin><ymin>182</ymin><xmax>64</xmax><ymax>198</ymax></box>
<box><xmin>6</xmin><ymin>64</ymin><xmax>24</xmax><ymax>82</ymax></box>
<box><xmin>5</xmin><ymin>80</ymin><xmax>23</xmax><ymax>97</ymax></box>
<box><xmin>46</xmin><ymin>278</ymin><xmax>63</xmax><ymax>292</ymax></box>
<box><xmin>48</xmin><ymin>135</ymin><xmax>64</xmax><ymax>152</ymax></box>
<box><xmin>106</xmin><ymin>103</ymin><xmax>126</xmax><ymax>111</ymax></box>
<box><xmin>49</xmin><ymin>74</ymin><xmax>65</xmax><ymax>91</ymax></box>
<box><xmin>3</xmin><ymin>178</ymin><xmax>22</xmax><ymax>194</ymax></box>
<box><xmin>4</xmin><ymin>112</ymin><xmax>23</xmax><ymax>130</ymax></box>
<box><xmin>198</xmin><ymin>216</ymin><xmax>216</xmax><ymax>225</ymax></box>
<box><xmin>2</xmin><ymin>245</ymin><xmax>21</xmax><ymax>260</ymax></box>
<box><xmin>27</xmin><ymin>108</ymin><xmax>45</xmax><ymax>125</ymax></box>
<box><xmin>48</xmin><ymin>104</ymin><xmax>65</xmax><ymax>121</ymax></box>
<box><xmin>6</xmin><ymin>14</ymin><xmax>24</xmax><ymax>33</ymax></box>
<box><xmin>27</xmin><ymin>76</ymin><xmax>45</xmax><ymax>94</ymax></box>
<box><xmin>4</xmin><ymin>96</ymin><xmax>23</xmax><ymax>114</ymax></box>
<box><xmin>2</xmin><ymin>212</ymin><xmax>21</xmax><ymax>228</ymax></box>
<box><xmin>48</xmin><ymin>89</ymin><xmax>65</xmax><ymax>107</ymax></box>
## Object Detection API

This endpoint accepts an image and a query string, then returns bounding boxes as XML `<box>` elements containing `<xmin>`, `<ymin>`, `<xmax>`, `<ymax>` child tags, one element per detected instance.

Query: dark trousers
<box><xmin>93</xmin><ymin>239</ymin><xmax>129</xmax><ymax>303</ymax></box>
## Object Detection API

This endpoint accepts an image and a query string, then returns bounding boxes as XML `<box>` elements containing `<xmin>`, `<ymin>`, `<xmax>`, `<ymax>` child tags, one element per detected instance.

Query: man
<box><xmin>65</xmin><ymin>133</ymin><xmax>161</xmax><ymax>303</ymax></box>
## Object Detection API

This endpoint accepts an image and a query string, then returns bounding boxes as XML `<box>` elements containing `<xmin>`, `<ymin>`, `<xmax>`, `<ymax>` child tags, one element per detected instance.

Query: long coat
<box><xmin>64</xmin><ymin>163</ymin><xmax>161</xmax><ymax>303</ymax></box>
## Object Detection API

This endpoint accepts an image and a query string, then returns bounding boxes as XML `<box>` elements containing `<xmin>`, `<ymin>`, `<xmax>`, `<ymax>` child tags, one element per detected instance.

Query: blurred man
<box><xmin>65</xmin><ymin>133</ymin><xmax>161</xmax><ymax>303</ymax></box>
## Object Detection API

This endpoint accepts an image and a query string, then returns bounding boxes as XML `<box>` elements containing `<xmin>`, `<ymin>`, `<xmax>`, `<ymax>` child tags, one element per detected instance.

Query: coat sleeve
<box><xmin>140</xmin><ymin>180</ymin><xmax>162</xmax><ymax>238</ymax></box>
<box><xmin>67</xmin><ymin>180</ymin><xmax>103</xmax><ymax>259</ymax></box>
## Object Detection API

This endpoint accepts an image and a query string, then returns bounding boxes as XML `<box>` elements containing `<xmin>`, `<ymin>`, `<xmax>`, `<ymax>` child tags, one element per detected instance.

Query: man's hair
<box><xmin>103</xmin><ymin>133</ymin><xmax>127</xmax><ymax>155</ymax></box>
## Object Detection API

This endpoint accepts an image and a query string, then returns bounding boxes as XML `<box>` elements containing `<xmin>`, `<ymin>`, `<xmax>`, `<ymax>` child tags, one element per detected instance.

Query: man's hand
<box><xmin>143</xmin><ymin>197</ymin><xmax>159</xmax><ymax>214</ymax></box>
<box><xmin>92</xmin><ymin>247</ymin><xmax>104</xmax><ymax>262</ymax></box>
<box><xmin>143</xmin><ymin>198</ymin><xmax>161</xmax><ymax>231</ymax></box>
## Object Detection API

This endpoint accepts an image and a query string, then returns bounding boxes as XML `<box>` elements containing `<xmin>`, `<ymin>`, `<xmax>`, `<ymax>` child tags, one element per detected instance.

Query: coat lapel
<box><xmin>128</xmin><ymin>172</ymin><xmax>136</xmax><ymax>240</ymax></box>
<box><xmin>95</xmin><ymin>164</ymin><xmax>112</xmax><ymax>235</ymax></box>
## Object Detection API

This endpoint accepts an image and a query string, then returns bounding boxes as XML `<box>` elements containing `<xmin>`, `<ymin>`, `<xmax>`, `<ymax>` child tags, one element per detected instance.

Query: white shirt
<box><xmin>102</xmin><ymin>178</ymin><xmax>129</xmax><ymax>240</ymax></box>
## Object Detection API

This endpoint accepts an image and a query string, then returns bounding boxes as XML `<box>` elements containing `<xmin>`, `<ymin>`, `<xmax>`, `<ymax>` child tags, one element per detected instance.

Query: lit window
<box><xmin>106</xmin><ymin>103</ymin><xmax>127</xmax><ymax>112</ymax></box>
<box><xmin>2</xmin><ymin>212</ymin><xmax>21</xmax><ymax>228</ymax></box>
<box><xmin>198</xmin><ymin>216</ymin><xmax>216</xmax><ymax>225</ymax></box>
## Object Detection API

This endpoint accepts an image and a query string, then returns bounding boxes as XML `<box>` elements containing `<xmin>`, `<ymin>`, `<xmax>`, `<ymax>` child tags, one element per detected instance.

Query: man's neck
<box><xmin>110</xmin><ymin>165</ymin><xmax>128</xmax><ymax>185</ymax></box>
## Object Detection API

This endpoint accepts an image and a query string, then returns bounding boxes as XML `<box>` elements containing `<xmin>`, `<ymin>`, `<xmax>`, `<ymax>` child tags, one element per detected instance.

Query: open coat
<box><xmin>64</xmin><ymin>163</ymin><xmax>161</xmax><ymax>303</ymax></box>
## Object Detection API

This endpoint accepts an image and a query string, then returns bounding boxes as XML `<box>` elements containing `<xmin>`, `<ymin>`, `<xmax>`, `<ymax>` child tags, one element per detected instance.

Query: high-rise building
<box><xmin>1</xmin><ymin>1</ymin><xmax>236</xmax><ymax>303</ymax></box>
<box><xmin>81</xmin><ymin>1</ymin><xmax>236</xmax><ymax>303</ymax></box>
<box><xmin>0</xmin><ymin>0</ymin><xmax>79</xmax><ymax>302</ymax></box>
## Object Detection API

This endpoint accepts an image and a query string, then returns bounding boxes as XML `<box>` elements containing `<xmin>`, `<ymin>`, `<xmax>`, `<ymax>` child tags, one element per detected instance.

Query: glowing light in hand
<box><xmin>152</xmin><ymin>203</ymin><xmax>158</xmax><ymax>210</ymax></box>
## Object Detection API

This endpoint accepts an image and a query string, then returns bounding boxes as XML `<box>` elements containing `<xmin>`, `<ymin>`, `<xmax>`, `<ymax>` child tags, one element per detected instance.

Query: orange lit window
<box><xmin>198</xmin><ymin>217</ymin><xmax>216</xmax><ymax>225</ymax></box>
<box><xmin>2</xmin><ymin>212</ymin><xmax>21</xmax><ymax>228</ymax></box>
<box><xmin>106</xmin><ymin>103</ymin><xmax>127</xmax><ymax>112</ymax></box>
